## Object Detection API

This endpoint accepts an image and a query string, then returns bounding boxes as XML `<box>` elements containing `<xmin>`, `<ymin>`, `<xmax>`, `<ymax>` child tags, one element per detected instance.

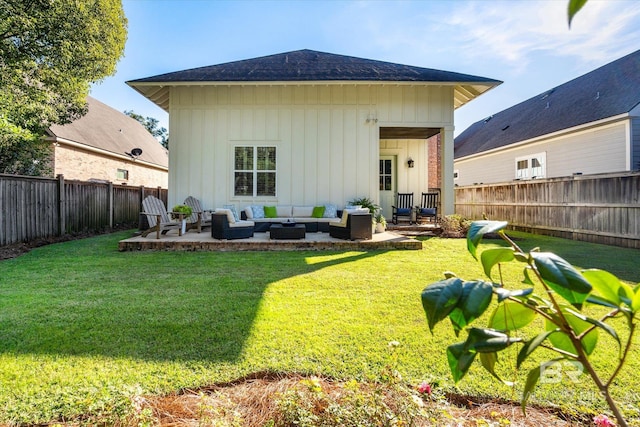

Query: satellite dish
<box><xmin>131</xmin><ymin>148</ymin><xmax>143</xmax><ymax>156</ymax></box>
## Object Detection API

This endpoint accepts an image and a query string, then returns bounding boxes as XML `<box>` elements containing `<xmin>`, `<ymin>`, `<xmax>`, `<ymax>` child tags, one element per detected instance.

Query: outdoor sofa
<box><xmin>212</xmin><ymin>210</ymin><xmax>255</xmax><ymax>240</ymax></box>
<box><xmin>241</xmin><ymin>204</ymin><xmax>341</xmax><ymax>232</ymax></box>
<box><xmin>329</xmin><ymin>208</ymin><xmax>372</xmax><ymax>240</ymax></box>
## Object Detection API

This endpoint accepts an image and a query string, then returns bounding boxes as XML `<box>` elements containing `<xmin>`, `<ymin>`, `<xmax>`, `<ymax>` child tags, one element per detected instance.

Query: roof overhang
<box><xmin>127</xmin><ymin>80</ymin><xmax>501</xmax><ymax>113</ymax></box>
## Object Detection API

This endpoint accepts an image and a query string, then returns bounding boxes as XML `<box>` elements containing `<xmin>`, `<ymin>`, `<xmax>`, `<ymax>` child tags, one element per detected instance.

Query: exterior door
<box><xmin>379</xmin><ymin>156</ymin><xmax>395</xmax><ymax>220</ymax></box>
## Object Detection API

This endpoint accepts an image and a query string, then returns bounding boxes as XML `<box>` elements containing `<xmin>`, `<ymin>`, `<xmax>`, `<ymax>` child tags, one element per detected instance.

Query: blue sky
<box><xmin>90</xmin><ymin>0</ymin><xmax>640</xmax><ymax>137</ymax></box>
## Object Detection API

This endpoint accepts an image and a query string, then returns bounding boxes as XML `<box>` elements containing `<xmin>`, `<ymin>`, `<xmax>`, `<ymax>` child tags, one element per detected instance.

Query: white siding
<box><xmin>455</xmin><ymin>121</ymin><xmax>629</xmax><ymax>186</ymax></box>
<box><xmin>168</xmin><ymin>84</ymin><xmax>454</xmax><ymax>210</ymax></box>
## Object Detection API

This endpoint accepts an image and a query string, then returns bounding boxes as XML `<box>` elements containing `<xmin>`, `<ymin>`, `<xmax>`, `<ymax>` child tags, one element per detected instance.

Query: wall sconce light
<box><xmin>407</xmin><ymin>158</ymin><xmax>415</xmax><ymax>168</ymax></box>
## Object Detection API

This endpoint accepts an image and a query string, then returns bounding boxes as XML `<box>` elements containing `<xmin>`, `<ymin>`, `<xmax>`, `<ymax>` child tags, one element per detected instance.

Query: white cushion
<box><xmin>244</xmin><ymin>206</ymin><xmax>254</xmax><ymax>219</ymax></box>
<box><xmin>229</xmin><ymin>220</ymin><xmax>254</xmax><ymax>228</ymax></box>
<box><xmin>276</xmin><ymin>205</ymin><xmax>292</xmax><ymax>217</ymax></box>
<box><xmin>292</xmin><ymin>206</ymin><xmax>314</xmax><ymax>217</ymax></box>
<box><xmin>214</xmin><ymin>208</ymin><xmax>236</xmax><ymax>224</ymax></box>
<box><xmin>316</xmin><ymin>217</ymin><xmax>341</xmax><ymax>223</ymax></box>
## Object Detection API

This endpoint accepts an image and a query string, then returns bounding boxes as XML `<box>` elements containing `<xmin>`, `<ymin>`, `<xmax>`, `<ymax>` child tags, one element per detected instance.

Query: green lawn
<box><xmin>0</xmin><ymin>230</ymin><xmax>638</xmax><ymax>424</ymax></box>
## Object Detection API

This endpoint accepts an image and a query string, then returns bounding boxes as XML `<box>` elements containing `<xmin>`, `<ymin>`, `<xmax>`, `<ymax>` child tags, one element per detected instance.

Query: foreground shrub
<box><xmin>421</xmin><ymin>220</ymin><xmax>639</xmax><ymax>427</ymax></box>
<box><xmin>439</xmin><ymin>214</ymin><xmax>472</xmax><ymax>238</ymax></box>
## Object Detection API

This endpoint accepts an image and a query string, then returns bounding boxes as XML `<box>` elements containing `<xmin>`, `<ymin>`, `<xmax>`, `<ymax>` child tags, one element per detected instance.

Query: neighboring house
<box><xmin>127</xmin><ymin>49</ymin><xmax>500</xmax><ymax>215</ymax></box>
<box><xmin>46</xmin><ymin>96</ymin><xmax>168</xmax><ymax>187</ymax></box>
<box><xmin>454</xmin><ymin>49</ymin><xmax>640</xmax><ymax>186</ymax></box>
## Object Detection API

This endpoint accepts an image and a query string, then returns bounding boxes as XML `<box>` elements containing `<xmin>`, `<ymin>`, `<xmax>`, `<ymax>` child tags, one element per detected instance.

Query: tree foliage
<box><xmin>124</xmin><ymin>110</ymin><xmax>169</xmax><ymax>149</ymax></box>
<box><xmin>0</xmin><ymin>0</ymin><xmax>127</xmax><ymax>175</ymax></box>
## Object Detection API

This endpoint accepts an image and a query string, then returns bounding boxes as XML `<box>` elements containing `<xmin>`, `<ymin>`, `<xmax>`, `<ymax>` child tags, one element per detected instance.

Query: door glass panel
<box><xmin>380</xmin><ymin>159</ymin><xmax>392</xmax><ymax>191</ymax></box>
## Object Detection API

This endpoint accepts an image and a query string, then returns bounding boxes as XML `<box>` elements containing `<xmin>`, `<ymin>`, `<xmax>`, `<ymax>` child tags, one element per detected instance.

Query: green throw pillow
<box><xmin>264</xmin><ymin>205</ymin><xmax>277</xmax><ymax>218</ymax></box>
<box><xmin>312</xmin><ymin>206</ymin><xmax>325</xmax><ymax>218</ymax></box>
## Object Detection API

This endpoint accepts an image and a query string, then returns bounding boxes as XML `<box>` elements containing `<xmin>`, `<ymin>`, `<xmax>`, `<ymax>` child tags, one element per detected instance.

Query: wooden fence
<box><xmin>455</xmin><ymin>172</ymin><xmax>640</xmax><ymax>249</ymax></box>
<box><xmin>0</xmin><ymin>174</ymin><xmax>167</xmax><ymax>246</ymax></box>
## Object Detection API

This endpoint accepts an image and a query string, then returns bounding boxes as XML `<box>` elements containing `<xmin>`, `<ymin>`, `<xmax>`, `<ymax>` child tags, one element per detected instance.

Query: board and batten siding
<box><xmin>631</xmin><ymin>115</ymin><xmax>640</xmax><ymax>171</ymax></box>
<box><xmin>454</xmin><ymin>121</ymin><xmax>629</xmax><ymax>186</ymax></box>
<box><xmin>167</xmin><ymin>84</ymin><xmax>454</xmax><ymax>210</ymax></box>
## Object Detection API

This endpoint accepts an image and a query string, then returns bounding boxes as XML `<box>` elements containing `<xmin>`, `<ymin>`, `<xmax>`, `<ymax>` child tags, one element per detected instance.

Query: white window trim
<box><xmin>233</xmin><ymin>145</ymin><xmax>277</xmax><ymax>198</ymax></box>
<box><xmin>453</xmin><ymin>169</ymin><xmax>459</xmax><ymax>181</ymax></box>
<box><xmin>515</xmin><ymin>152</ymin><xmax>546</xmax><ymax>180</ymax></box>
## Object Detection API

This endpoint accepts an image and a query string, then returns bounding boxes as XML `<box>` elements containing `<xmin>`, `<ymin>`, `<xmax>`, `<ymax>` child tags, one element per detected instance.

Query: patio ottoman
<box><xmin>270</xmin><ymin>224</ymin><xmax>306</xmax><ymax>240</ymax></box>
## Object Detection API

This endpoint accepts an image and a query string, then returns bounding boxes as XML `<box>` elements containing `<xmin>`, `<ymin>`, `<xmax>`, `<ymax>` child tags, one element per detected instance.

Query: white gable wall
<box><xmin>167</xmin><ymin>84</ymin><xmax>454</xmax><ymax>211</ymax></box>
<box><xmin>454</xmin><ymin>120</ymin><xmax>630</xmax><ymax>186</ymax></box>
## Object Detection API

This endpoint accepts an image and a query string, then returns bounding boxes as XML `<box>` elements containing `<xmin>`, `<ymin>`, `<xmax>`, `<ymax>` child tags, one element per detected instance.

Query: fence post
<box><xmin>139</xmin><ymin>185</ymin><xmax>146</xmax><ymax>231</ymax></box>
<box><xmin>57</xmin><ymin>174</ymin><xmax>65</xmax><ymax>236</ymax></box>
<box><xmin>108</xmin><ymin>181</ymin><xmax>114</xmax><ymax>229</ymax></box>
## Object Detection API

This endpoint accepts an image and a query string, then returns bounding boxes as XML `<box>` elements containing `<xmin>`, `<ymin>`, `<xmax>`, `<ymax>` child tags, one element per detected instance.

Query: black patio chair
<box><xmin>416</xmin><ymin>192</ymin><xmax>439</xmax><ymax>224</ymax></box>
<box><xmin>391</xmin><ymin>192</ymin><xmax>414</xmax><ymax>224</ymax></box>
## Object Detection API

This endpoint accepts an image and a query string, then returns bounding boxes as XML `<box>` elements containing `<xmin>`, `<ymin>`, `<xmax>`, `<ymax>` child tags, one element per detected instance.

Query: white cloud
<box><xmin>446</xmin><ymin>0</ymin><xmax>640</xmax><ymax>69</ymax></box>
<box><xmin>328</xmin><ymin>0</ymin><xmax>640</xmax><ymax>74</ymax></box>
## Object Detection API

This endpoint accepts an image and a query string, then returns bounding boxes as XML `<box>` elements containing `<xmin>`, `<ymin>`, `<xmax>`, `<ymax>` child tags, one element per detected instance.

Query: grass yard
<box><xmin>0</xmin><ymin>230</ymin><xmax>638</xmax><ymax>425</ymax></box>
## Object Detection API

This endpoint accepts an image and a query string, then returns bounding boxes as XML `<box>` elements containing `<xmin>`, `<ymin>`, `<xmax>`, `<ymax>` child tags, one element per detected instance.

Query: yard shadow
<box><xmin>0</xmin><ymin>239</ymin><xmax>386</xmax><ymax>363</ymax></box>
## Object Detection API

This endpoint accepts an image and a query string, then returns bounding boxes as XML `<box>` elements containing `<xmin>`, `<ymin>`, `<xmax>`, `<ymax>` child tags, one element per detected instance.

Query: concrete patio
<box><xmin>118</xmin><ymin>223</ymin><xmax>439</xmax><ymax>252</ymax></box>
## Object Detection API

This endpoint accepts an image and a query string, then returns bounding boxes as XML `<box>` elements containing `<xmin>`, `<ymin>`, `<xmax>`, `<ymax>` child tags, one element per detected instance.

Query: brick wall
<box><xmin>54</xmin><ymin>144</ymin><xmax>167</xmax><ymax>187</ymax></box>
<box><xmin>427</xmin><ymin>133</ymin><xmax>441</xmax><ymax>190</ymax></box>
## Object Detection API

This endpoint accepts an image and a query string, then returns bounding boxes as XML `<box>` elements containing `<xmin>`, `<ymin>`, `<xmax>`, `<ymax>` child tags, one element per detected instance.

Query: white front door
<box><xmin>379</xmin><ymin>156</ymin><xmax>395</xmax><ymax>220</ymax></box>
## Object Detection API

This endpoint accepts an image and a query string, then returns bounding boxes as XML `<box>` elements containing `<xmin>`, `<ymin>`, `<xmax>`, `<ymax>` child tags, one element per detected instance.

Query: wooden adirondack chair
<box><xmin>183</xmin><ymin>196</ymin><xmax>212</xmax><ymax>232</ymax></box>
<box><xmin>140</xmin><ymin>195</ymin><xmax>183</xmax><ymax>239</ymax></box>
<box><xmin>392</xmin><ymin>192</ymin><xmax>414</xmax><ymax>224</ymax></box>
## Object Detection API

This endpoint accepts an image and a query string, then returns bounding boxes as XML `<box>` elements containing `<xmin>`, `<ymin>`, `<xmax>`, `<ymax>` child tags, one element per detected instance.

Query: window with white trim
<box><xmin>453</xmin><ymin>169</ymin><xmax>459</xmax><ymax>180</ymax></box>
<box><xmin>234</xmin><ymin>146</ymin><xmax>276</xmax><ymax>197</ymax></box>
<box><xmin>515</xmin><ymin>152</ymin><xmax>546</xmax><ymax>180</ymax></box>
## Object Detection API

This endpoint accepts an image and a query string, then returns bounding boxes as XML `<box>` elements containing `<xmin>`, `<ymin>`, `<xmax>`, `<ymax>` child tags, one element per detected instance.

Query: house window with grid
<box><xmin>234</xmin><ymin>146</ymin><xmax>276</xmax><ymax>197</ymax></box>
<box><xmin>515</xmin><ymin>152</ymin><xmax>546</xmax><ymax>180</ymax></box>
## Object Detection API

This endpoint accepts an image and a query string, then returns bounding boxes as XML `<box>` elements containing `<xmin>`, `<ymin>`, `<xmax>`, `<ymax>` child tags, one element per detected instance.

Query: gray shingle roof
<box><xmin>128</xmin><ymin>49</ymin><xmax>501</xmax><ymax>111</ymax></box>
<box><xmin>48</xmin><ymin>96</ymin><xmax>168</xmax><ymax>168</ymax></box>
<box><xmin>130</xmin><ymin>49</ymin><xmax>500</xmax><ymax>84</ymax></box>
<box><xmin>455</xmin><ymin>49</ymin><xmax>640</xmax><ymax>159</ymax></box>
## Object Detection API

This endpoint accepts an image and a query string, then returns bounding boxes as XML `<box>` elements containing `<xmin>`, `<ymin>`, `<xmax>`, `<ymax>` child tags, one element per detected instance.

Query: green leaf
<box><xmin>619</xmin><ymin>282</ymin><xmax>635</xmax><ymax>306</ymax></box>
<box><xmin>633</xmin><ymin>289</ymin><xmax>640</xmax><ymax>313</ymax></box>
<box><xmin>464</xmin><ymin>327</ymin><xmax>520</xmax><ymax>353</ymax></box>
<box><xmin>447</xmin><ymin>342</ymin><xmax>476</xmax><ymax>383</ymax></box>
<box><xmin>587</xmin><ymin>295</ymin><xmax>621</xmax><ymax>310</ymax></box>
<box><xmin>517</xmin><ymin>330</ymin><xmax>555</xmax><ymax>368</ymax></box>
<box><xmin>480</xmin><ymin>352</ymin><xmax>514</xmax><ymax>386</ymax></box>
<box><xmin>545</xmin><ymin>309</ymin><xmax>598</xmax><ymax>355</ymax></box>
<box><xmin>566</xmin><ymin>308</ymin><xmax>620</xmax><ymax>348</ymax></box>
<box><xmin>421</xmin><ymin>278</ymin><xmax>463</xmax><ymax>332</ymax></box>
<box><xmin>493</xmin><ymin>287</ymin><xmax>534</xmax><ymax>303</ymax></box>
<box><xmin>581</xmin><ymin>269</ymin><xmax>621</xmax><ymax>306</ymax></box>
<box><xmin>480</xmin><ymin>247</ymin><xmax>515</xmax><ymax>280</ymax></box>
<box><xmin>568</xmin><ymin>0</ymin><xmax>588</xmax><ymax>27</ymax></box>
<box><xmin>489</xmin><ymin>300</ymin><xmax>536</xmax><ymax>331</ymax></box>
<box><xmin>531</xmin><ymin>252</ymin><xmax>592</xmax><ymax>309</ymax></box>
<box><xmin>467</xmin><ymin>220</ymin><xmax>508</xmax><ymax>260</ymax></box>
<box><xmin>522</xmin><ymin>266</ymin><xmax>536</xmax><ymax>286</ymax></box>
<box><xmin>449</xmin><ymin>281</ymin><xmax>494</xmax><ymax>335</ymax></box>
<box><xmin>521</xmin><ymin>365</ymin><xmax>541</xmax><ymax>415</ymax></box>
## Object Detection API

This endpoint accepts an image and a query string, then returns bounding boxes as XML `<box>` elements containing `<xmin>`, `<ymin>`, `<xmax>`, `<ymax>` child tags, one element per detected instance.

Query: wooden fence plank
<box><xmin>0</xmin><ymin>174</ymin><xmax>165</xmax><ymax>246</ymax></box>
<box><xmin>455</xmin><ymin>172</ymin><xmax>640</xmax><ymax>249</ymax></box>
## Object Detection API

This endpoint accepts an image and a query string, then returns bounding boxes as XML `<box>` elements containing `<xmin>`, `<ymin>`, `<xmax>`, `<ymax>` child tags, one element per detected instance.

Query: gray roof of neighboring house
<box><xmin>47</xmin><ymin>96</ymin><xmax>168</xmax><ymax>168</ymax></box>
<box><xmin>455</xmin><ymin>49</ymin><xmax>640</xmax><ymax>159</ymax></box>
<box><xmin>128</xmin><ymin>49</ymin><xmax>501</xmax><ymax>111</ymax></box>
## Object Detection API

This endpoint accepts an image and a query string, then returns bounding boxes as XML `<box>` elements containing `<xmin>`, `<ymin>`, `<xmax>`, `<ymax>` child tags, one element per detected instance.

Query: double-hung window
<box><xmin>234</xmin><ymin>146</ymin><xmax>276</xmax><ymax>197</ymax></box>
<box><xmin>515</xmin><ymin>152</ymin><xmax>546</xmax><ymax>180</ymax></box>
